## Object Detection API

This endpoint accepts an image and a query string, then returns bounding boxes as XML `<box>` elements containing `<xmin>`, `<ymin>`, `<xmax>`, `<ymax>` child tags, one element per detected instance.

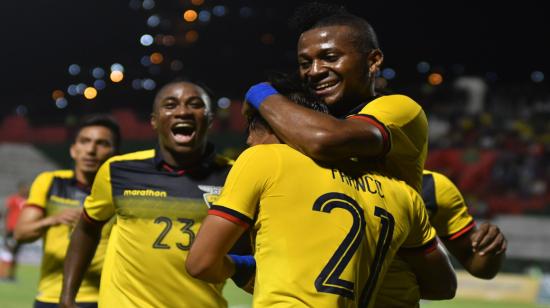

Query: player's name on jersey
<box><xmin>330</xmin><ymin>168</ymin><xmax>385</xmax><ymax>197</ymax></box>
<box><xmin>123</xmin><ymin>189</ymin><xmax>168</xmax><ymax>198</ymax></box>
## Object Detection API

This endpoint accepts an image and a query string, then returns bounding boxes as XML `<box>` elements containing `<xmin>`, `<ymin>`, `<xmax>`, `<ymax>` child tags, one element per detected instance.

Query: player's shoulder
<box><xmin>423</xmin><ymin>169</ymin><xmax>454</xmax><ymax>189</ymax></box>
<box><xmin>106</xmin><ymin>149</ymin><xmax>155</xmax><ymax>165</ymax></box>
<box><xmin>37</xmin><ymin>169</ymin><xmax>74</xmax><ymax>180</ymax></box>
<box><xmin>363</xmin><ymin>94</ymin><xmax>421</xmax><ymax>113</ymax></box>
<box><xmin>239</xmin><ymin>144</ymin><xmax>290</xmax><ymax>158</ymax></box>
<box><xmin>234</xmin><ymin>144</ymin><xmax>300</xmax><ymax>170</ymax></box>
<box><xmin>376</xmin><ymin>94</ymin><xmax>421</xmax><ymax>108</ymax></box>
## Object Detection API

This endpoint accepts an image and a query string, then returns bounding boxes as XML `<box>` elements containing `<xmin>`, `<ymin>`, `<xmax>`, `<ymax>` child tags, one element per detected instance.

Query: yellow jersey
<box><xmin>375</xmin><ymin>170</ymin><xmax>474</xmax><ymax>307</ymax></box>
<box><xmin>25</xmin><ymin>170</ymin><xmax>110</xmax><ymax>303</ymax></box>
<box><xmin>348</xmin><ymin>94</ymin><xmax>428</xmax><ymax>193</ymax></box>
<box><xmin>210</xmin><ymin>144</ymin><xmax>436</xmax><ymax>308</ymax></box>
<box><xmin>84</xmin><ymin>146</ymin><xmax>248</xmax><ymax>308</ymax></box>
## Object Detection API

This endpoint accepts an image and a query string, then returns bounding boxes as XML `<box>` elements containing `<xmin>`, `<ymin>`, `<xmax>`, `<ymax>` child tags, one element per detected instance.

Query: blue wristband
<box><xmin>245</xmin><ymin>82</ymin><xmax>279</xmax><ymax>109</ymax></box>
<box><xmin>228</xmin><ymin>254</ymin><xmax>256</xmax><ymax>287</ymax></box>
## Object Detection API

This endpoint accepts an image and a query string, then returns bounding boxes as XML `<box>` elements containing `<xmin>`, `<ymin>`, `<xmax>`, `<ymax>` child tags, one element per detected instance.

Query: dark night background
<box><xmin>0</xmin><ymin>0</ymin><xmax>548</xmax><ymax>125</ymax></box>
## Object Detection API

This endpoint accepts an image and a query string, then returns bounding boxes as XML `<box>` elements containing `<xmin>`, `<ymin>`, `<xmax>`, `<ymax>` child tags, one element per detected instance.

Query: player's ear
<box><xmin>367</xmin><ymin>49</ymin><xmax>384</xmax><ymax>75</ymax></box>
<box><xmin>150</xmin><ymin>112</ymin><xmax>158</xmax><ymax>131</ymax></box>
<box><xmin>69</xmin><ymin>143</ymin><xmax>77</xmax><ymax>160</ymax></box>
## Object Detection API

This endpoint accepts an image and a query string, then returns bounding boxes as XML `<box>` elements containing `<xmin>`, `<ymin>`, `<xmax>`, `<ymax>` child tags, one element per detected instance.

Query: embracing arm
<box><xmin>186</xmin><ymin>215</ymin><xmax>247</xmax><ymax>283</ymax></box>
<box><xmin>400</xmin><ymin>241</ymin><xmax>457</xmax><ymax>300</ymax></box>
<box><xmin>256</xmin><ymin>94</ymin><xmax>384</xmax><ymax>161</ymax></box>
<box><xmin>59</xmin><ymin>214</ymin><xmax>103</xmax><ymax>308</ymax></box>
<box><xmin>14</xmin><ymin>206</ymin><xmax>81</xmax><ymax>243</ymax></box>
<box><xmin>443</xmin><ymin>222</ymin><xmax>506</xmax><ymax>279</ymax></box>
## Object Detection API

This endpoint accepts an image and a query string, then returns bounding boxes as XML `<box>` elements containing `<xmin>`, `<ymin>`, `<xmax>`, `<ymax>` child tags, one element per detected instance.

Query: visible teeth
<box><xmin>174</xmin><ymin>123</ymin><xmax>193</xmax><ymax>128</ymax></box>
<box><xmin>315</xmin><ymin>81</ymin><xmax>337</xmax><ymax>90</ymax></box>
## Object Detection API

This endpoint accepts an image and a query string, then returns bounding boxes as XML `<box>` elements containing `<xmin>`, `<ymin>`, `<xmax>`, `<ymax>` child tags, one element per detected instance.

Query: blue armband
<box><xmin>228</xmin><ymin>254</ymin><xmax>256</xmax><ymax>287</ymax></box>
<box><xmin>245</xmin><ymin>82</ymin><xmax>279</xmax><ymax>109</ymax></box>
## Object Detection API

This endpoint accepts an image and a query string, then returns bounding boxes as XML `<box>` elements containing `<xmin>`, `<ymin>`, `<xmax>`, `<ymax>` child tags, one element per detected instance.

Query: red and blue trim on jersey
<box><xmin>208</xmin><ymin>205</ymin><xmax>252</xmax><ymax>229</ymax></box>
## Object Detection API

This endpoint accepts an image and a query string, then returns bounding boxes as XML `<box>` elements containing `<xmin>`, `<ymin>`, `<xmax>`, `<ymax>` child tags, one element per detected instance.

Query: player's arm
<box><xmin>245</xmin><ymin>84</ymin><xmax>384</xmax><ymax>161</ymax></box>
<box><xmin>399</xmin><ymin>241</ymin><xmax>457</xmax><ymax>300</ymax></box>
<box><xmin>59</xmin><ymin>213</ymin><xmax>103</xmax><ymax>308</ymax></box>
<box><xmin>442</xmin><ymin>222</ymin><xmax>506</xmax><ymax>279</ymax></box>
<box><xmin>186</xmin><ymin>215</ymin><xmax>248</xmax><ymax>284</ymax></box>
<box><xmin>14</xmin><ymin>206</ymin><xmax>80</xmax><ymax>243</ymax></box>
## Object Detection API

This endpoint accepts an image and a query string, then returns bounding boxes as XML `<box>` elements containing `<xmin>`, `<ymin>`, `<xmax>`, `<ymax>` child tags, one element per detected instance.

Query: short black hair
<box><xmin>246</xmin><ymin>72</ymin><xmax>329</xmax><ymax>128</ymax></box>
<box><xmin>289</xmin><ymin>2</ymin><xmax>380</xmax><ymax>53</ymax></box>
<box><xmin>72</xmin><ymin>114</ymin><xmax>121</xmax><ymax>152</ymax></box>
<box><xmin>268</xmin><ymin>71</ymin><xmax>329</xmax><ymax>113</ymax></box>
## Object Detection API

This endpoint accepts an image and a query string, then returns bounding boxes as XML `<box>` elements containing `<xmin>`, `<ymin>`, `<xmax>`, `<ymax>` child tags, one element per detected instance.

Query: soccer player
<box><xmin>14</xmin><ymin>115</ymin><xmax>120</xmax><ymax>308</ymax></box>
<box><xmin>244</xmin><ymin>2</ymin><xmax>427</xmax><ymax>193</ymax></box>
<box><xmin>375</xmin><ymin>170</ymin><xmax>507</xmax><ymax>307</ymax></box>
<box><xmin>186</xmin><ymin>82</ymin><xmax>457</xmax><ymax>307</ymax></box>
<box><xmin>0</xmin><ymin>181</ymin><xmax>29</xmax><ymax>281</ymax></box>
<box><xmin>60</xmin><ymin>81</ymin><xmax>250</xmax><ymax>308</ymax></box>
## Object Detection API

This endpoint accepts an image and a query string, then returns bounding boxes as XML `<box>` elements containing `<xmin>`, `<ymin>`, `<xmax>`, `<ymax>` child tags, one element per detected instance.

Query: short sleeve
<box><xmin>401</xmin><ymin>187</ymin><xmax>436</xmax><ymax>248</ymax></box>
<box><xmin>430</xmin><ymin>172</ymin><xmax>474</xmax><ymax>239</ymax></box>
<box><xmin>209</xmin><ymin>146</ymin><xmax>278</xmax><ymax>228</ymax></box>
<box><xmin>348</xmin><ymin>95</ymin><xmax>428</xmax><ymax>192</ymax></box>
<box><xmin>26</xmin><ymin>172</ymin><xmax>54</xmax><ymax>208</ymax></box>
<box><xmin>84</xmin><ymin>160</ymin><xmax>115</xmax><ymax>222</ymax></box>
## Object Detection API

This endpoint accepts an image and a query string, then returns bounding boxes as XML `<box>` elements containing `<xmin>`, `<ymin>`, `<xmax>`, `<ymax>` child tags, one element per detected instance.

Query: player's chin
<box><xmin>321</xmin><ymin>91</ymin><xmax>343</xmax><ymax>106</ymax></box>
<box><xmin>80</xmin><ymin>164</ymin><xmax>100</xmax><ymax>174</ymax></box>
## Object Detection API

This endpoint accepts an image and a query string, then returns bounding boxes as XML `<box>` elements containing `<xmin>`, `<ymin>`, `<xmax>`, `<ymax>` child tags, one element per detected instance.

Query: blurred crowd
<box><xmin>414</xmin><ymin>77</ymin><xmax>550</xmax><ymax>218</ymax></box>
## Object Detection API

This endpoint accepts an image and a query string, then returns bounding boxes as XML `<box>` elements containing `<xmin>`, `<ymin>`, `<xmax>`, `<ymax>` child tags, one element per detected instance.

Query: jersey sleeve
<box><xmin>25</xmin><ymin>172</ymin><xmax>54</xmax><ymax>209</ymax></box>
<box><xmin>401</xmin><ymin>187</ymin><xmax>437</xmax><ymax>249</ymax></box>
<box><xmin>348</xmin><ymin>95</ymin><xmax>428</xmax><ymax>192</ymax></box>
<box><xmin>209</xmin><ymin>146</ymin><xmax>278</xmax><ymax>228</ymax></box>
<box><xmin>430</xmin><ymin>172</ymin><xmax>475</xmax><ymax>239</ymax></box>
<box><xmin>84</xmin><ymin>160</ymin><xmax>115</xmax><ymax>223</ymax></box>
<box><xmin>350</xmin><ymin>95</ymin><xmax>426</xmax><ymax>156</ymax></box>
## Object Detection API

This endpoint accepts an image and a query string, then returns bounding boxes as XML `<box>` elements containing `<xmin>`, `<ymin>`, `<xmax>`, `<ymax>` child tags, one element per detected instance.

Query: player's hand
<box><xmin>50</xmin><ymin>208</ymin><xmax>82</xmax><ymax>226</ymax></box>
<box><xmin>470</xmin><ymin>222</ymin><xmax>507</xmax><ymax>256</ymax></box>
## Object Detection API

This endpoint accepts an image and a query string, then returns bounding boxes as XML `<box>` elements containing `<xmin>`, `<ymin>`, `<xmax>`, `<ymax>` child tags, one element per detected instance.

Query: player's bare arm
<box><xmin>59</xmin><ymin>214</ymin><xmax>103</xmax><ymax>308</ymax></box>
<box><xmin>399</xmin><ymin>241</ymin><xmax>457</xmax><ymax>300</ymax></box>
<box><xmin>250</xmin><ymin>92</ymin><xmax>383</xmax><ymax>162</ymax></box>
<box><xmin>186</xmin><ymin>215</ymin><xmax>245</xmax><ymax>282</ymax></box>
<box><xmin>14</xmin><ymin>206</ymin><xmax>81</xmax><ymax>243</ymax></box>
<box><xmin>444</xmin><ymin>222</ymin><xmax>506</xmax><ymax>279</ymax></box>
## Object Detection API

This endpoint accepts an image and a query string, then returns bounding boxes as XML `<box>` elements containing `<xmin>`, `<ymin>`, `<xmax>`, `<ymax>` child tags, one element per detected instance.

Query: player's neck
<box><xmin>161</xmin><ymin>145</ymin><xmax>207</xmax><ymax>169</ymax></box>
<box><xmin>74</xmin><ymin>169</ymin><xmax>94</xmax><ymax>187</ymax></box>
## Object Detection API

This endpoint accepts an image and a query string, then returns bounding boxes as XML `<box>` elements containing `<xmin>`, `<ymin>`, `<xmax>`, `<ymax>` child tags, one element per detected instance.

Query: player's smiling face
<box><xmin>298</xmin><ymin>25</ymin><xmax>375</xmax><ymax>107</ymax></box>
<box><xmin>151</xmin><ymin>82</ymin><xmax>211</xmax><ymax>155</ymax></box>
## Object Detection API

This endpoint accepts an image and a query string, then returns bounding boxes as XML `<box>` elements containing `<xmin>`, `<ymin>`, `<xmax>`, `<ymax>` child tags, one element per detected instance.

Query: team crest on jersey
<box><xmin>198</xmin><ymin>185</ymin><xmax>222</xmax><ymax>208</ymax></box>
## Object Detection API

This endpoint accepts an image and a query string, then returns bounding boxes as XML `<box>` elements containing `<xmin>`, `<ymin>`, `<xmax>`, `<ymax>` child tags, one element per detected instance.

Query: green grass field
<box><xmin>1</xmin><ymin>265</ymin><xmax>548</xmax><ymax>308</ymax></box>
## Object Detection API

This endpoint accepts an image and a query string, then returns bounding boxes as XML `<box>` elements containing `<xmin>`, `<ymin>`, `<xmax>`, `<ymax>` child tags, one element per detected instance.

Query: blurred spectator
<box><xmin>0</xmin><ymin>181</ymin><xmax>29</xmax><ymax>281</ymax></box>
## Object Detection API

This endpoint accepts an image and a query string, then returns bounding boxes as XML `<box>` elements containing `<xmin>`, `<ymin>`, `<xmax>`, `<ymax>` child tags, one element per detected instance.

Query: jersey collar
<box><xmin>153</xmin><ymin>142</ymin><xmax>217</xmax><ymax>175</ymax></box>
<box><xmin>343</xmin><ymin>95</ymin><xmax>380</xmax><ymax>118</ymax></box>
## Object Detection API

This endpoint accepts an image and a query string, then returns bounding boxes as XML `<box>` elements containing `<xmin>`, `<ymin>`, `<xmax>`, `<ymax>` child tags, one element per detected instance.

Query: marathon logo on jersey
<box><xmin>198</xmin><ymin>185</ymin><xmax>222</xmax><ymax>208</ymax></box>
<box><xmin>123</xmin><ymin>189</ymin><xmax>168</xmax><ymax>198</ymax></box>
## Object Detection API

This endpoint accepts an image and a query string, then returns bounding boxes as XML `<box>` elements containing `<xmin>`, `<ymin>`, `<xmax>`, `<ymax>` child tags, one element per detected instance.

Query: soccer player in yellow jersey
<box><xmin>14</xmin><ymin>115</ymin><xmax>120</xmax><ymax>308</ymax></box>
<box><xmin>60</xmin><ymin>81</ymin><xmax>251</xmax><ymax>308</ymax></box>
<box><xmin>243</xmin><ymin>2</ymin><xmax>427</xmax><ymax>193</ymax></box>
<box><xmin>375</xmin><ymin>170</ymin><xmax>507</xmax><ymax>307</ymax></box>
<box><xmin>186</xmin><ymin>80</ymin><xmax>457</xmax><ymax>307</ymax></box>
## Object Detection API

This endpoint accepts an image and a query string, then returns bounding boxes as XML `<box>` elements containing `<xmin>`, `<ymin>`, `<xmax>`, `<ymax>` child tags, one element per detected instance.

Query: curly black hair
<box><xmin>289</xmin><ymin>1</ymin><xmax>380</xmax><ymax>53</ymax></box>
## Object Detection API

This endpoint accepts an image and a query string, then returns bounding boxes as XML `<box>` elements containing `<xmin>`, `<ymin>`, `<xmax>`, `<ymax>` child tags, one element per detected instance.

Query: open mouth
<box><xmin>171</xmin><ymin>122</ymin><xmax>196</xmax><ymax>144</ymax></box>
<box><xmin>313</xmin><ymin>80</ymin><xmax>339</xmax><ymax>96</ymax></box>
